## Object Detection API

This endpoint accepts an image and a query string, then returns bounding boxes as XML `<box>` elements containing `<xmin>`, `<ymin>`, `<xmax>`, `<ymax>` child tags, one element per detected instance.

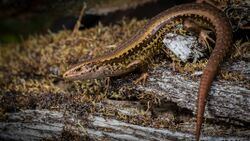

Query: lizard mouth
<box><xmin>63</xmin><ymin>70</ymin><xmax>78</xmax><ymax>80</ymax></box>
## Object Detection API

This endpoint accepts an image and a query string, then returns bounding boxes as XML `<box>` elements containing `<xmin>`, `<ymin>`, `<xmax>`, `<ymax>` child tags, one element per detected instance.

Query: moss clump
<box><xmin>0</xmin><ymin>19</ymin><xmax>147</xmax><ymax>113</ymax></box>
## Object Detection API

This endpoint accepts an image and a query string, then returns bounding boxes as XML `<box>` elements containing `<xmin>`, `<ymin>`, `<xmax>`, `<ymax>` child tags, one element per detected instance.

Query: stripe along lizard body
<box><xmin>63</xmin><ymin>3</ymin><xmax>232</xmax><ymax>141</ymax></box>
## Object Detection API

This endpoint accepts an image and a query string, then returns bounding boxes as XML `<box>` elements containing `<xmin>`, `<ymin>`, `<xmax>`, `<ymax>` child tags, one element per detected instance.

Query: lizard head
<box><xmin>63</xmin><ymin>62</ymin><xmax>110</xmax><ymax>80</ymax></box>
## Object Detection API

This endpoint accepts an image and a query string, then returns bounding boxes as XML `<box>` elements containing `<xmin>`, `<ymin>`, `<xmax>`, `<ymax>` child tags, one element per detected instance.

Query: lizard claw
<box><xmin>199</xmin><ymin>29</ymin><xmax>215</xmax><ymax>51</ymax></box>
<box><xmin>133</xmin><ymin>72</ymin><xmax>149</xmax><ymax>85</ymax></box>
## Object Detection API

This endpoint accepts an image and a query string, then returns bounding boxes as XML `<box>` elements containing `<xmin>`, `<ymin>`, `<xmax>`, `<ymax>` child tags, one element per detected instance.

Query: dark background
<box><xmin>0</xmin><ymin>0</ymin><xmax>193</xmax><ymax>43</ymax></box>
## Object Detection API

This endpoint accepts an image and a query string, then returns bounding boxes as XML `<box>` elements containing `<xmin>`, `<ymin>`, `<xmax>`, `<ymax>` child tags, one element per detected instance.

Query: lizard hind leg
<box><xmin>183</xmin><ymin>19</ymin><xmax>215</xmax><ymax>52</ymax></box>
<box><xmin>199</xmin><ymin>30</ymin><xmax>215</xmax><ymax>52</ymax></box>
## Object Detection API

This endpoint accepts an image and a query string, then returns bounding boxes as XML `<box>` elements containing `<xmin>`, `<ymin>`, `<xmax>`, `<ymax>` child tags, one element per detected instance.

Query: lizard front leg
<box><xmin>126</xmin><ymin>59</ymin><xmax>149</xmax><ymax>85</ymax></box>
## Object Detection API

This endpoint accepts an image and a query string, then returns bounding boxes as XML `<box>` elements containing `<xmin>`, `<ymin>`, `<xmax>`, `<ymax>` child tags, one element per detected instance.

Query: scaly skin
<box><xmin>63</xmin><ymin>3</ymin><xmax>232</xmax><ymax>141</ymax></box>
<box><xmin>196</xmin><ymin>0</ymin><xmax>229</xmax><ymax>7</ymax></box>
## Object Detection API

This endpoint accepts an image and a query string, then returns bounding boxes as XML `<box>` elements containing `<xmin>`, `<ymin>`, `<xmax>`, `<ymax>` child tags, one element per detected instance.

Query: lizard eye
<box><xmin>75</xmin><ymin>67</ymin><xmax>81</xmax><ymax>72</ymax></box>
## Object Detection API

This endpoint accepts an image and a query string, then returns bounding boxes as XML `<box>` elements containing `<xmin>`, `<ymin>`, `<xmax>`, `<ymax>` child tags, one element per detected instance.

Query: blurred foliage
<box><xmin>0</xmin><ymin>0</ymin><xmax>154</xmax><ymax>43</ymax></box>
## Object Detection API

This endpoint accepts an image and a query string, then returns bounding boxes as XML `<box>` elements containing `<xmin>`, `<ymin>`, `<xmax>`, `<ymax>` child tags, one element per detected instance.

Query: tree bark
<box><xmin>0</xmin><ymin>110</ymin><xmax>249</xmax><ymax>141</ymax></box>
<box><xmin>132</xmin><ymin>60</ymin><xmax>250</xmax><ymax>123</ymax></box>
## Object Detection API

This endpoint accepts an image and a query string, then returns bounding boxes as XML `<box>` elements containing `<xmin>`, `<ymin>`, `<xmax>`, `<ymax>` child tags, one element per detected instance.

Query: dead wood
<box><xmin>131</xmin><ymin>60</ymin><xmax>250</xmax><ymax>124</ymax></box>
<box><xmin>0</xmin><ymin>110</ymin><xmax>249</xmax><ymax>141</ymax></box>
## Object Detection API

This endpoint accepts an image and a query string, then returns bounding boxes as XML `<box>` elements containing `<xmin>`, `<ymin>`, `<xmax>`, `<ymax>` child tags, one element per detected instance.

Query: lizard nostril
<box><xmin>63</xmin><ymin>73</ymin><xmax>68</xmax><ymax>77</ymax></box>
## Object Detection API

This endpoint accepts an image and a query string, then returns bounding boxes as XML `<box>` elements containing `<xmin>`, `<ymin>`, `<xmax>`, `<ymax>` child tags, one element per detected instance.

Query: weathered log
<box><xmin>131</xmin><ymin>60</ymin><xmax>250</xmax><ymax>124</ymax></box>
<box><xmin>0</xmin><ymin>110</ymin><xmax>249</xmax><ymax>141</ymax></box>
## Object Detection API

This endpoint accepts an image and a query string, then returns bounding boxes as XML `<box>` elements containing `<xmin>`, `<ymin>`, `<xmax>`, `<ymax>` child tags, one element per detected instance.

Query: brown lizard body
<box><xmin>63</xmin><ymin>3</ymin><xmax>233</xmax><ymax>141</ymax></box>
